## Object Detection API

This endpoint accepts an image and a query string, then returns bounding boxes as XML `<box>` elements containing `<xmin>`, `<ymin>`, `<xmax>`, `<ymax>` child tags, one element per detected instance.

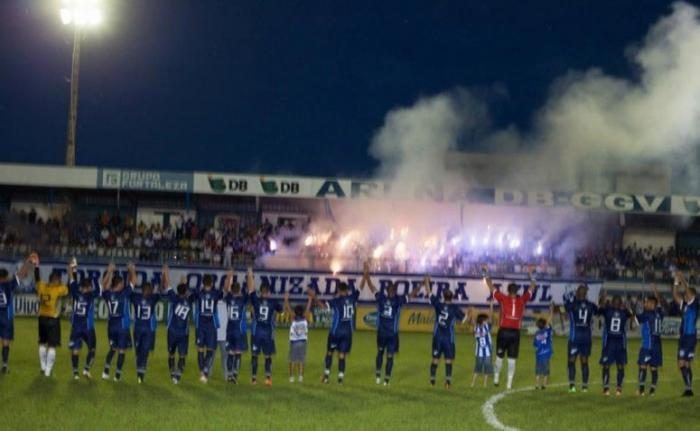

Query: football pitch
<box><xmin>1</xmin><ymin>318</ymin><xmax>698</xmax><ymax>430</ymax></box>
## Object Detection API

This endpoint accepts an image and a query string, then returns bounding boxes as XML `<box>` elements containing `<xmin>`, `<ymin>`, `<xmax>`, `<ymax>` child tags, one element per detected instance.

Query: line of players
<box><xmin>0</xmin><ymin>255</ymin><xmax>698</xmax><ymax>396</ymax></box>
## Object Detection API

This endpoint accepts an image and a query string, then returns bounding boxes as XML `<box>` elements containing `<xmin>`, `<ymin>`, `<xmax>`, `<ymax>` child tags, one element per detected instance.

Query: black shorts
<box><xmin>496</xmin><ymin>328</ymin><xmax>521</xmax><ymax>359</ymax></box>
<box><xmin>39</xmin><ymin>316</ymin><xmax>61</xmax><ymax>347</ymax></box>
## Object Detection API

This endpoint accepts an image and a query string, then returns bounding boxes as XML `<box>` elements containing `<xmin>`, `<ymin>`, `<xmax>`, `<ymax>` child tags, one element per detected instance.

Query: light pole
<box><xmin>60</xmin><ymin>0</ymin><xmax>103</xmax><ymax>167</ymax></box>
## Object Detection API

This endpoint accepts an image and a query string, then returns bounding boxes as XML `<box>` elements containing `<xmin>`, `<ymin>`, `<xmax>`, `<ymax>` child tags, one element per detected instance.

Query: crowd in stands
<box><xmin>1</xmin><ymin>208</ymin><xmax>700</xmax><ymax>282</ymax></box>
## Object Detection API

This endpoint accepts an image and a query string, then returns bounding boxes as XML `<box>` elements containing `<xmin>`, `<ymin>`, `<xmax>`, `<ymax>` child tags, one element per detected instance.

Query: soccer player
<box><xmin>635</xmin><ymin>283</ymin><xmax>663</xmax><ymax>396</ymax></box>
<box><xmin>467</xmin><ymin>301</ymin><xmax>494</xmax><ymax>388</ymax></box>
<box><xmin>563</xmin><ymin>284</ymin><xmax>599</xmax><ymax>393</ymax></box>
<box><xmin>193</xmin><ymin>273</ymin><xmax>224</xmax><ymax>383</ymax></box>
<box><xmin>248</xmin><ymin>267</ymin><xmax>284</xmax><ymax>386</ymax></box>
<box><xmin>424</xmin><ymin>274</ymin><xmax>466</xmax><ymax>389</ymax></box>
<box><xmin>320</xmin><ymin>280</ymin><xmax>360</xmax><ymax>384</ymax></box>
<box><xmin>165</xmin><ymin>276</ymin><xmax>196</xmax><ymax>384</ymax></box>
<box><xmin>131</xmin><ymin>265</ymin><xmax>166</xmax><ymax>384</ymax></box>
<box><xmin>223</xmin><ymin>269</ymin><xmax>248</xmax><ymax>384</ymax></box>
<box><xmin>68</xmin><ymin>263</ymin><xmax>102</xmax><ymax>379</ymax></box>
<box><xmin>0</xmin><ymin>256</ymin><xmax>32</xmax><ymax>373</ymax></box>
<box><xmin>533</xmin><ymin>304</ymin><xmax>555</xmax><ymax>390</ymax></box>
<box><xmin>101</xmin><ymin>263</ymin><xmax>135</xmax><ymax>382</ymax></box>
<box><xmin>673</xmin><ymin>270</ymin><xmax>699</xmax><ymax>397</ymax></box>
<box><xmin>36</xmin><ymin>260</ymin><xmax>71</xmax><ymax>377</ymax></box>
<box><xmin>359</xmin><ymin>261</ymin><xmax>419</xmax><ymax>385</ymax></box>
<box><xmin>484</xmin><ymin>265</ymin><xmax>536</xmax><ymax>390</ymax></box>
<box><xmin>597</xmin><ymin>291</ymin><xmax>633</xmax><ymax>396</ymax></box>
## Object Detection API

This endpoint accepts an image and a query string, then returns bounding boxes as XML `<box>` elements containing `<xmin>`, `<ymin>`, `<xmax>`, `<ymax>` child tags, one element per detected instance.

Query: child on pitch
<box><xmin>533</xmin><ymin>303</ymin><xmax>555</xmax><ymax>390</ymax></box>
<box><xmin>284</xmin><ymin>290</ymin><xmax>314</xmax><ymax>383</ymax></box>
<box><xmin>467</xmin><ymin>298</ymin><xmax>494</xmax><ymax>387</ymax></box>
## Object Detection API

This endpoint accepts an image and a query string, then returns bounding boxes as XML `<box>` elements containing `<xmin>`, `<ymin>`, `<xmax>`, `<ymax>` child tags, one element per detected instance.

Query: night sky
<box><xmin>1</xmin><ymin>0</ymin><xmax>695</xmax><ymax>177</ymax></box>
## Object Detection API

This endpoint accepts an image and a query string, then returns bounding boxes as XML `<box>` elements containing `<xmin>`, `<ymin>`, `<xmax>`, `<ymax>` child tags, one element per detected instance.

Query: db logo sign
<box><xmin>208</xmin><ymin>175</ymin><xmax>248</xmax><ymax>194</ymax></box>
<box><xmin>260</xmin><ymin>178</ymin><xmax>300</xmax><ymax>195</ymax></box>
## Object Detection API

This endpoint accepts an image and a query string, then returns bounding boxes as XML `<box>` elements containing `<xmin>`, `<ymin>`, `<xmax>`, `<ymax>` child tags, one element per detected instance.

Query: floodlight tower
<box><xmin>60</xmin><ymin>0</ymin><xmax>103</xmax><ymax>166</ymax></box>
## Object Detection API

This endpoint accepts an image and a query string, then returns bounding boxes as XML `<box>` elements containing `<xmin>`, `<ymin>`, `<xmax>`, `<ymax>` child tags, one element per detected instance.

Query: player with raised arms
<box><xmin>193</xmin><ymin>273</ymin><xmax>223</xmax><ymax>383</ymax></box>
<box><xmin>35</xmin><ymin>257</ymin><xmax>70</xmax><ymax>377</ymax></box>
<box><xmin>68</xmin><ymin>260</ymin><xmax>103</xmax><ymax>379</ymax></box>
<box><xmin>248</xmin><ymin>267</ymin><xmax>284</xmax><ymax>386</ymax></box>
<box><xmin>424</xmin><ymin>274</ymin><xmax>466</xmax><ymax>389</ymax></box>
<box><xmin>0</xmin><ymin>255</ymin><xmax>33</xmax><ymax>373</ymax></box>
<box><xmin>634</xmin><ymin>282</ymin><xmax>663</xmax><ymax>396</ymax></box>
<box><xmin>597</xmin><ymin>291</ymin><xmax>634</xmax><ymax>396</ymax></box>
<box><xmin>563</xmin><ymin>284</ymin><xmax>599</xmax><ymax>393</ymax></box>
<box><xmin>223</xmin><ymin>269</ymin><xmax>248</xmax><ymax>384</ymax></box>
<box><xmin>164</xmin><ymin>274</ymin><xmax>196</xmax><ymax>384</ymax></box>
<box><xmin>483</xmin><ymin>264</ymin><xmax>535</xmax><ymax>390</ymax></box>
<box><xmin>360</xmin><ymin>261</ymin><xmax>419</xmax><ymax>385</ymax></box>
<box><xmin>319</xmin><ymin>279</ymin><xmax>360</xmax><ymax>385</ymax></box>
<box><xmin>131</xmin><ymin>264</ymin><xmax>166</xmax><ymax>384</ymax></box>
<box><xmin>673</xmin><ymin>270</ymin><xmax>699</xmax><ymax>397</ymax></box>
<box><xmin>101</xmin><ymin>262</ymin><xmax>134</xmax><ymax>382</ymax></box>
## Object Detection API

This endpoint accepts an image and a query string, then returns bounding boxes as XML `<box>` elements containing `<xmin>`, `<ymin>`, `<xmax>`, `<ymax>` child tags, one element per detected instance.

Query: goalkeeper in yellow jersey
<box><xmin>36</xmin><ymin>259</ymin><xmax>71</xmax><ymax>377</ymax></box>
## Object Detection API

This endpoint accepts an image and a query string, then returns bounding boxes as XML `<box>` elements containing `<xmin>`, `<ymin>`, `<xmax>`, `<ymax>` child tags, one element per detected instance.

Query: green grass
<box><xmin>1</xmin><ymin>317</ymin><xmax>699</xmax><ymax>430</ymax></box>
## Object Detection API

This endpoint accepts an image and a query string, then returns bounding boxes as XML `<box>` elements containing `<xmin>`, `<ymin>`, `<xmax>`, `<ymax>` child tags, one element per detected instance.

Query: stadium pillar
<box><xmin>65</xmin><ymin>26</ymin><xmax>81</xmax><ymax>167</ymax></box>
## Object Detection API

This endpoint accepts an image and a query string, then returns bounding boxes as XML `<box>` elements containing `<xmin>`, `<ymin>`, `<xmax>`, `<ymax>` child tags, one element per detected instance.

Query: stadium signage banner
<box><xmin>3</xmin><ymin>260</ymin><xmax>600</xmax><ymax>307</ymax></box>
<box><xmin>99</xmin><ymin>168</ymin><xmax>193</xmax><ymax>192</ymax></box>
<box><xmin>194</xmin><ymin>172</ymin><xmax>308</xmax><ymax>197</ymax></box>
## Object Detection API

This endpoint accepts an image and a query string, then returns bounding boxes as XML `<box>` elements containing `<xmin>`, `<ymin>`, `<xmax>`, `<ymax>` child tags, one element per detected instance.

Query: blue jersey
<box><xmin>474</xmin><ymin>322</ymin><xmax>492</xmax><ymax>358</ymax></box>
<box><xmin>637</xmin><ymin>307</ymin><xmax>663</xmax><ymax>349</ymax></box>
<box><xmin>165</xmin><ymin>289</ymin><xmax>195</xmax><ymax>335</ymax></box>
<box><xmin>430</xmin><ymin>295</ymin><xmax>465</xmax><ymax>340</ymax></box>
<box><xmin>598</xmin><ymin>306</ymin><xmax>632</xmax><ymax>344</ymax></box>
<box><xmin>534</xmin><ymin>326</ymin><xmax>553</xmax><ymax>360</ymax></box>
<box><xmin>250</xmin><ymin>292</ymin><xmax>283</xmax><ymax>333</ymax></box>
<box><xmin>376</xmin><ymin>291</ymin><xmax>408</xmax><ymax>336</ymax></box>
<box><xmin>132</xmin><ymin>291</ymin><xmax>160</xmax><ymax>332</ymax></box>
<box><xmin>0</xmin><ymin>277</ymin><xmax>18</xmax><ymax>322</ymax></box>
<box><xmin>225</xmin><ymin>291</ymin><xmax>249</xmax><ymax>333</ymax></box>
<box><xmin>193</xmin><ymin>288</ymin><xmax>223</xmax><ymax>329</ymax></box>
<box><xmin>102</xmin><ymin>285</ymin><xmax>133</xmax><ymax>330</ymax></box>
<box><xmin>680</xmin><ymin>299</ymin><xmax>699</xmax><ymax>336</ymax></box>
<box><xmin>564</xmin><ymin>297</ymin><xmax>598</xmax><ymax>341</ymax></box>
<box><xmin>329</xmin><ymin>290</ymin><xmax>360</xmax><ymax>336</ymax></box>
<box><xmin>70</xmin><ymin>281</ymin><xmax>99</xmax><ymax>330</ymax></box>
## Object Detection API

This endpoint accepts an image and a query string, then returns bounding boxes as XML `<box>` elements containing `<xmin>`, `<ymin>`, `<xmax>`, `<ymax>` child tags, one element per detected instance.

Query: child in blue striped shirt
<box><xmin>469</xmin><ymin>302</ymin><xmax>494</xmax><ymax>387</ymax></box>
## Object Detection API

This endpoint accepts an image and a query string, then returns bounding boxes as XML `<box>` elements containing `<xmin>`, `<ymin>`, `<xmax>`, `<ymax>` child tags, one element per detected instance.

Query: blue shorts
<box><xmin>69</xmin><ymin>327</ymin><xmax>96</xmax><ymax>350</ymax></box>
<box><xmin>678</xmin><ymin>335</ymin><xmax>697</xmax><ymax>361</ymax></box>
<box><xmin>600</xmin><ymin>338</ymin><xmax>627</xmax><ymax>365</ymax></box>
<box><xmin>134</xmin><ymin>328</ymin><xmax>156</xmax><ymax>352</ymax></box>
<box><xmin>536</xmin><ymin>358</ymin><xmax>550</xmax><ymax>376</ymax></box>
<box><xmin>327</xmin><ymin>332</ymin><xmax>353</xmax><ymax>354</ymax></box>
<box><xmin>638</xmin><ymin>344</ymin><xmax>663</xmax><ymax>367</ymax></box>
<box><xmin>474</xmin><ymin>356</ymin><xmax>493</xmax><ymax>374</ymax></box>
<box><xmin>196</xmin><ymin>325</ymin><xmax>218</xmax><ymax>350</ymax></box>
<box><xmin>226</xmin><ymin>328</ymin><xmax>249</xmax><ymax>352</ymax></box>
<box><xmin>107</xmin><ymin>326</ymin><xmax>132</xmax><ymax>350</ymax></box>
<box><xmin>432</xmin><ymin>335</ymin><xmax>455</xmax><ymax>360</ymax></box>
<box><xmin>167</xmin><ymin>330</ymin><xmax>189</xmax><ymax>356</ymax></box>
<box><xmin>0</xmin><ymin>319</ymin><xmax>14</xmax><ymax>341</ymax></box>
<box><xmin>567</xmin><ymin>338</ymin><xmax>592</xmax><ymax>358</ymax></box>
<box><xmin>252</xmin><ymin>331</ymin><xmax>276</xmax><ymax>356</ymax></box>
<box><xmin>377</xmin><ymin>332</ymin><xmax>399</xmax><ymax>355</ymax></box>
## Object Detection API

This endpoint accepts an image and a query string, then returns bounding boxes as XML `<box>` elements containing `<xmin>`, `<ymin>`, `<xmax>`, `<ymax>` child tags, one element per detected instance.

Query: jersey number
<box><xmin>259</xmin><ymin>305</ymin><xmax>269</xmax><ymax>321</ymax></box>
<box><xmin>108</xmin><ymin>300</ymin><xmax>120</xmax><ymax>316</ymax></box>
<box><xmin>74</xmin><ymin>301</ymin><xmax>87</xmax><ymax>316</ymax></box>
<box><xmin>438</xmin><ymin>310</ymin><xmax>449</xmax><ymax>326</ymax></box>
<box><xmin>382</xmin><ymin>304</ymin><xmax>392</xmax><ymax>318</ymax></box>
<box><xmin>201</xmin><ymin>299</ymin><xmax>214</xmax><ymax>315</ymax></box>
<box><xmin>0</xmin><ymin>292</ymin><xmax>6</xmax><ymax>307</ymax></box>
<box><xmin>174</xmin><ymin>304</ymin><xmax>190</xmax><ymax>320</ymax></box>
<box><xmin>577</xmin><ymin>309</ymin><xmax>588</xmax><ymax>325</ymax></box>
<box><xmin>343</xmin><ymin>304</ymin><xmax>354</xmax><ymax>320</ymax></box>
<box><xmin>229</xmin><ymin>306</ymin><xmax>240</xmax><ymax>321</ymax></box>
<box><xmin>610</xmin><ymin>317</ymin><xmax>621</xmax><ymax>333</ymax></box>
<box><xmin>137</xmin><ymin>305</ymin><xmax>152</xmax><ymax>320</ymax></box>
